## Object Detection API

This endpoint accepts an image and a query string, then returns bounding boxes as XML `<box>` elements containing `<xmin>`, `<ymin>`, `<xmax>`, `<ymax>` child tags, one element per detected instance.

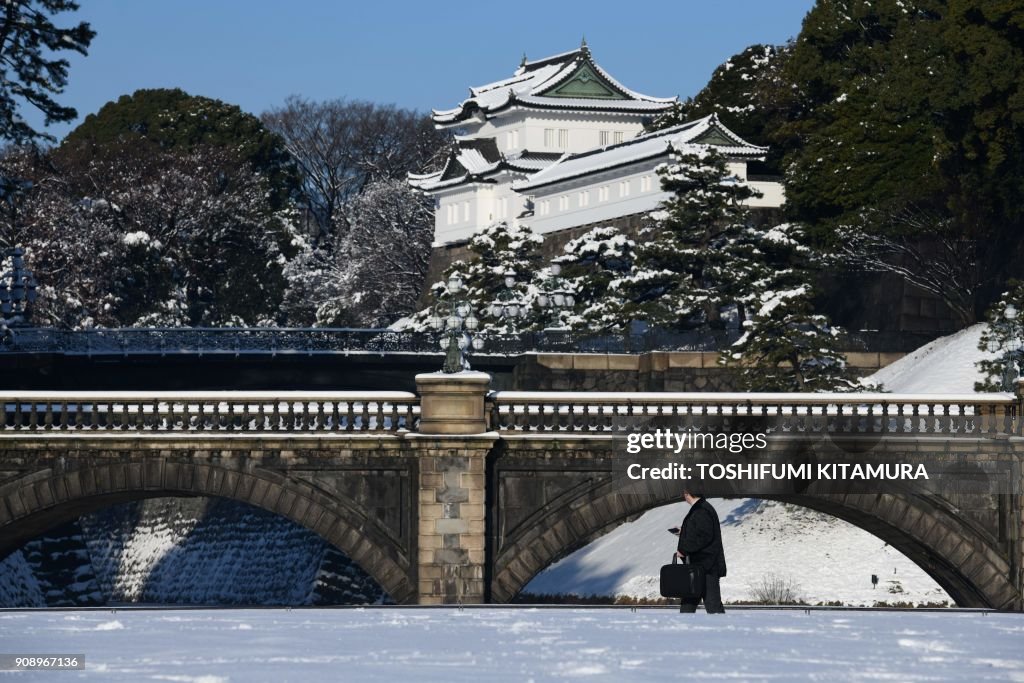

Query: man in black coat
<box><xmin>676</xmin><ymin>488</ymin><xmax>727</xmax><ymax>613</ymax></box>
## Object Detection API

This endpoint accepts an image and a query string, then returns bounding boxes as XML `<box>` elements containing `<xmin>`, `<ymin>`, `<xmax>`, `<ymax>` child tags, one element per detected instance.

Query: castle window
<box><xmin>544</xmin><ymin>129</ymin><xmax>555</xmax><ymax>147</ymax></box>
<box><xmin>558</xmin><ymin>129</ymin><xmax>568</xmax><ymax>148</ymax></box>
<box><xmin>641</xmin><ymin>175</ymin><xmax>652</xmax><ymax>192</ymax></box>
<box><xmin>599</xmin><ymin>130</ymin><xmax>611</xmax><ymax>146</ymax></box>
<box><xmin>579</xmin><ymin>190</ymin><xmax>590</xmax><ymax>207</ymax></box>
<box><xmin>614</xmin><ymin>131</ymin><xmax>624</xmax><ymax>144</ymax></box>
<box><xmin>598</xmin><ymin>186</ymin><xmax>609</xmax><ymax>202</ymax></box>
<box><xmin>619</xmin><ymin>180</ymin><xmax>631</xmax><ymax>197</ymax></box>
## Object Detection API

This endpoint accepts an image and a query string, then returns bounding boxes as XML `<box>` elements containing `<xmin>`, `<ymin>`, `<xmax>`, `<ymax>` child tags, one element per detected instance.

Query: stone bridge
<box><xmin>0</xmin><ymin>375</ymin><xmax>1022</xmax><ymax>609</ymax></box>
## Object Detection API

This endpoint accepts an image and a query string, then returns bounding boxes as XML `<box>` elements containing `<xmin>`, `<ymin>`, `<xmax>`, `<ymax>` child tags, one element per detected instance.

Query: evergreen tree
<box><xmin>0</xmin><ymin>143</ymin><xmax>298</xmax><ymax>328</ymax></box>
<box><xmin>773</xmin><ymin>0</ymin><xmax>1024</xmax><ymax>321</ymax></box>
<box><xmin>407</xmin><ymin>221</ymin><xmax>544</xmax><ymax>334</ymax></box>
<box><xmin>0</xmin><ymin>0</ymin><xmax>95</xmax><ymax>144</ymax></box>
<box><xmin>647</xmin><ymin>44</ymin><xmax>791</xmax><ymax>173</ymax></box>
<box><xmin>975</xmin><ymin>280</ymin><xmax>1024</xmax><ymax>392</ymax></box>
<box><xmin>723</xmin><ymin>223</ymin><xmax>858</xmax><ymax>392</ymax></box>
<box><xmin>617</xmin><ymin>146</ymin><xmax>760</xmax><ymax>330</ymax></box>
<box><xmin>557</xmin><ymin>226</ymin><xmax>636</xmax><ymax>332</ymax></box>
<box><xmin>61</xmin><ymin>89</ymin><xmax>298</xmax><ymax>208</ymax></box>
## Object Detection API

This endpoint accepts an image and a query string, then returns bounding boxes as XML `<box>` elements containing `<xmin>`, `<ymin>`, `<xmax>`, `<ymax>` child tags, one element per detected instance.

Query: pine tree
<box><xmin>0</xmin><ymin>0</ymin><xmax>95</xmax><ymax>144</ymax></box>
<box><xmin>723</xmin><ymin>223</ymin><xmax>858</xmax><ymax>392</ymax></box>
<box><xmin>617</xmin><ymin>146</ymin><xmax>760</xmax><ymax>330</ymax></box>
<box><xmin>975</xmin><ymin>280</ymin><xmax>1024</xmax><ymax>392</ymax></box>
<box><xmin>557</xmin><ymin>226</ymin><xmax>635</xmax><ymax>332</ymax></box>
<box><xmin>646</xmin><ymin>44</ymin><xmax>791</xmax><ymax>174</ymax></box>
<box><xmin>407</xmin><ymin>221</ymin><xmax>544</xmax><ymax>334</ymax></box>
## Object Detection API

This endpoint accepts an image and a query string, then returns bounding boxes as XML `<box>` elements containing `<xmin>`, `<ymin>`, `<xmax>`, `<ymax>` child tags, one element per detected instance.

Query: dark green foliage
<box><xmin>773</xmin><ymin>0</ymin><xmax>1024</xmax><ymax>319</ymax></box>
<box><xmin>975</xmin><ymin>280</ymin><xmax>1024</xmax><ymax>392</ymax></box>
<box><xmin>61</xmin><ymin>88</ymin><xmax>298</xmax><ymax>207</ymax></box>
<box><xmin>723</xmin><ymin>223</ymin><xmax>858</xmax><ymax>392</ymax></box>
<box><xmin>933</xmin><ymin>1</ymin><xmax>1024</xmax><ymax>302</ymax></box>
<box><xmin>410</xmin><ymin>221</ymin><xmax>545</xmax><ymax>334</ymax></box>
<box><xmin>0</xmin><ymin>0</ymin><xmax>94</xmax><ymax>144</ymax></box>
<box><xmin>618</xmin><ymin>147</ymin><xmax>760</xmax><ymax>330</ymax></box>
<box><xmin>778</xmin><ymin>0</ymin><xmax>945</xmax><ymax>234</ymax></box>
<box><xmin>557</xmin><ymin>226</ymin><xmax>636</xmax><ymax>332</ymax></box>
<box><xmin>649</xmin><ymin>44</ymin><xmax>791</xmax><ymax>173</ymax></box>
<box><xmin>0</xmin><ymin>142</ymin><xmax>297</xmax><ymax>328</ymax></box>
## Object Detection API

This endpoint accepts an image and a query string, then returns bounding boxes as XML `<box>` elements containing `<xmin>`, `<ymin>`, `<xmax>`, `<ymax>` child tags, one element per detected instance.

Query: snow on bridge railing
<box><xmin>487</xmin><ymin>391</ymin><xmax>1021</xmax><ymax>437</ymax></box>
<box><xmin>0</xmin><ymin>391</ymin><xmax>420</xmax><ymax>434</ymax></box>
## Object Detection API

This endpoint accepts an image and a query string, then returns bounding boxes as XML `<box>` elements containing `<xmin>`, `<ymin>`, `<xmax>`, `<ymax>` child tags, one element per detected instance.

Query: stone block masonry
<box><xmin>411</xmin><ymin>441</ymin><xmax>491</xmax><ymax>604</ymax></box>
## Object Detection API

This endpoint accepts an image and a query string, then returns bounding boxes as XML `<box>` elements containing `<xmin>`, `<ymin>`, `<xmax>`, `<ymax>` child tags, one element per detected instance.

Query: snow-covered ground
<box><xmin>867</xmin><ymin>323</ymin><xmax>991</xmax><ymax>393</ymax></box>
<box><xmin>1</xmin><ymin>607</ymin><xmax>1021</xmax><ymax>682</ymax></box>
<box><xmin>526</xmin><ymin>499</ymin><xmax>949</xmax><ymax>605</ymax></box>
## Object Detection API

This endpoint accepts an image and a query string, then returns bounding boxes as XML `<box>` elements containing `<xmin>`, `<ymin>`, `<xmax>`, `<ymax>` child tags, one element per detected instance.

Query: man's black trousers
<box><xmin>679</xmin><ymin>574</ymin><xmax>725</xmax><ymax>614</ymax></box>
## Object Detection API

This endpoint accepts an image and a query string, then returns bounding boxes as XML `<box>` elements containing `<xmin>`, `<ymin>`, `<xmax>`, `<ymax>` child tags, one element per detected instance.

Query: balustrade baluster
<box><xmin>388</xmin><ymin>401</ymin><xmax>397</xmax><ymax>432</ymax></box>
<box><xmin>120</xmin><ymin>401</ymin><xmax>129</xmax><ymax>431</ymax></box>
<box><xmin>42</xmin><ymin>401</ymin><xmax>53</xmax><ymax>431</ymax></box>
<box><xmin>288</xmin><ymin>401</ymin><xmax>298</xmax><ymax>431</ymax></box>
<box><xmin>345</xmin><ymin>401</ymin><xmax>355</xmax><ymax>432</ymax></box>
<box><xmin>11</xmin><ymin>398</ymin><xmax>22</xmax><ymax>431</ymax></box>
<box><xmin>272</xmin><ymin>399</ymin><xmax>281</xmax><ymax>432</ymax></box>
<box><xmin>256</xmin><ymin>401</ymin><xmax>266</xmax><ymax>431</ymax></box>
<box><xmin>59</xmin><ymin>401</ymin><xmax>69</xmax><ymax>430</ymax></box>
<box><xmin>28</xmin><ymin>401</ymin><xmax>38</xmax><ymax>431</ymax></box>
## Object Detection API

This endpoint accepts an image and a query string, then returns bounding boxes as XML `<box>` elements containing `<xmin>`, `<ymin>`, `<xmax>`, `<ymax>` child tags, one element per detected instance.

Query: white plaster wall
<box><xmin>524</xmin><ymin>159</ymin><xmax>785</xmax><ymax>236</ymax></box>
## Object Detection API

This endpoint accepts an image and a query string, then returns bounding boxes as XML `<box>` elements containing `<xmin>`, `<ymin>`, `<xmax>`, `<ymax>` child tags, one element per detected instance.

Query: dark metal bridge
<box><xmin>0</xmin><ymin>326</ymin><xmax>939</xmax><ymax>357</ymax></box>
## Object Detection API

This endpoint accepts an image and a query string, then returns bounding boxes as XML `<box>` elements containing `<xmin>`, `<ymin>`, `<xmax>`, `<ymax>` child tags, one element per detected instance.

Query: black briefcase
<box><xmin>660</xmin><ymin>555</ymin><xmax>705</xmax><ymax>599</ymax></box>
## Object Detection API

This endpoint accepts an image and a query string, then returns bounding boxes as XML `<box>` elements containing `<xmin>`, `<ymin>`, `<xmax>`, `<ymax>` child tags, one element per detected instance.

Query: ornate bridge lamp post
<box><xmin>0</xmin><ymin>247</ymin><xmax>38</xmax><ymax>341</ymax></box>
<box><xmin>487</xmin><ymin>269</ymin><xmax>530</xmax><ymax>339</ymax></box>
<box><xmin>535</xmin><ymin>261</ymin><xmax>575</xmax><ymax>330</ymax></box>
<box><xmin>428</xmin><ymin>271</ymin><xmax>484</xmax><ymax>373</ymax></box>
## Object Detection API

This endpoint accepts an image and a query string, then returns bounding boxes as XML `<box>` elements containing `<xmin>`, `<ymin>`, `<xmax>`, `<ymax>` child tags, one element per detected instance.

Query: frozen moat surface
<box><xmin>1</xmin><ymin>607</ymin><xmax>1022</xmax><ymax>682</ymax></box>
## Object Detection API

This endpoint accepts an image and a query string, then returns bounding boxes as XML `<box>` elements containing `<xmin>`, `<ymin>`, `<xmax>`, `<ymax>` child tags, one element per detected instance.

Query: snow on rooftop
<box><xmin>514</xmin><ymin>114</ymin><xmax>766</xmax><ymax>191</ymax></box>
<box><xmin>433</xmin><ymin>47</ymin><xmax>676</xmax><ymax>124</ymax></box>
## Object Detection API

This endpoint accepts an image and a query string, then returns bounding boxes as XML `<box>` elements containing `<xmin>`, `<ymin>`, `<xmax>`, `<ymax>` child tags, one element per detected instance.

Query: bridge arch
<box><xmin>0</xmin><ymin>458</ymin><xmax>414</xmax><ymax>603</ymax></box>
<box><xmin>490</xmin><ymin>476</ymin><xmax>1019</xmax><ymax>608</ymax></box>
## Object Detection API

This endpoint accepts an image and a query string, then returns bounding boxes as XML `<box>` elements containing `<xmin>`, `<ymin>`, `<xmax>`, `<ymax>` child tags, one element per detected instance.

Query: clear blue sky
<box><xmin>26</xmin><ymin>0</ymin><xmax>815</xmax><ymax>141</ymax></box>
